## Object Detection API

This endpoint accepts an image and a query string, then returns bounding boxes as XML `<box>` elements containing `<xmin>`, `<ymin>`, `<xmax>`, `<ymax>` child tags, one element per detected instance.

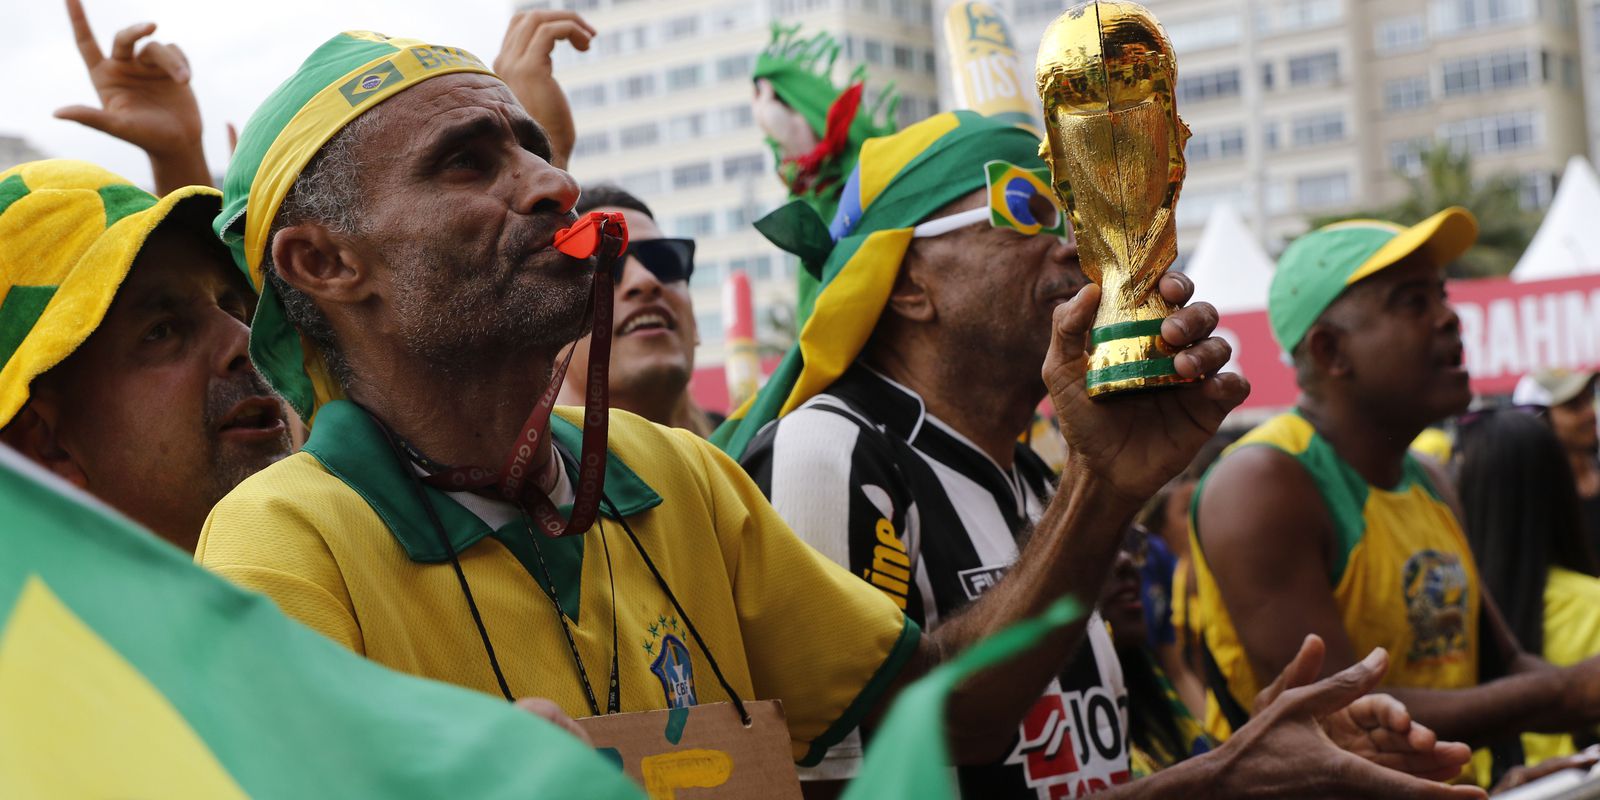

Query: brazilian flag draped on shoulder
<box><xmin>712</xmin><ymin>110</ymin><xmax>1046</xmax><ymax>459</ymax></box>
<box><xmin>0</xmin><ymin>444</ymin><xmax>643</xmax><ymax>799</ymax></box>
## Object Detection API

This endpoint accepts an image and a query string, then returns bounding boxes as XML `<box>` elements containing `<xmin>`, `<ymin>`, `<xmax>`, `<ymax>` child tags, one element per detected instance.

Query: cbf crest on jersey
<box><xmin>644</xmin><ymin>614</ymin><xmax>699</xmax><ymax>709</ymax></box>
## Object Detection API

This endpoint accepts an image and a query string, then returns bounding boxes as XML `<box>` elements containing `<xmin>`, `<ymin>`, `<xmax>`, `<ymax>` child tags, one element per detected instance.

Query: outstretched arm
<box><xmin>57</xmin><ymin>0</ymin><xmax>210</xmax><ymax>192</ymax></box>
<box><xmin>1096</xmin><ymin>636</ymin><xmax>1484</xmax><ymax>799</ymax></box>
<box><xmin>871</xmin><ymin>274</ymin><xmax>1249</xmax><ymax>763</ymax></box>
<box><xmin>493</xmin><ymin>10</ymin><xmax>595</xmax><ymax>170</ymax></box>
<box><xmin>1199</xmin><ymin>442</ymin><xmax>1600</xmax><ymax>746</ymax></box>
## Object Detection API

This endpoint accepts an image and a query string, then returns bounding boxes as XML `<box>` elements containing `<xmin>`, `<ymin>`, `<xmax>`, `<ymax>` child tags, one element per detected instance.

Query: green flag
<box><xmin>843</xmin><ymin>596</ymin><xmax>1083</xmax><ymax>800</ymax></box>
<box><xmin>0</xmin><ymin>446</ymin><xmax>644</xmax><ymax>799</ymax></box>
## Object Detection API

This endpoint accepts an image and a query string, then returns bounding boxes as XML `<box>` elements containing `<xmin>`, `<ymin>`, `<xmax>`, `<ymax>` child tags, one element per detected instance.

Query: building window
<box><xmin>723</xmin><ymin>152</ymin><xmax>767</xmax><ymax>180</ymax></box>
<box><xmin>1288</xmin><ymin>50</ymin><xmax>1340</xmax><ymax>86</ymax></box>
<box><xmin>1261</xmin><ymin>61</ymin><xmax>1275</xmax><ymax>90</ymax></box>
<box><xmin>1374</xmin><ymin>15</ymin><xmax>1428</xmax><ymax>54</ymax></box>
<box><xmin>619</xmin><ymin>123</ymin><xmax>659</xmax><ymax>148</ymax></box>
<box><xmin>1176</xmin><ymin>67</ymin><xmax>1242</xmax><ymax>104</ymax></box>
<box><xmin>1290</xmin><ymin>110</ymin><xmax>1346</xmax><ymax>147</ymax></box>
<box><xmin>694</xmin><ymin>309</ymin><xmax>724</xmax><ymax>335</ymax></box>
<box><xmin>671</xmin><ymin>162</ymin><xmax>714</xmax><ymax>190</ymax></box>
<box><xmin>691</xmin><ymin>259</ymin><xmax>722</xmax><ymax>289</ymax></box>
<box><xmin>1519</xmin><ymin>171</ymin><xmax>1557</xmax><ymax>209</ymax></box>
<box><xmin>1441</xmin><ymin>110</ymin><xmax>1540</xmax><ymax>155</ymax></box>
<box><xmin>1174</xmin><ymin>186</ymin><xmax>1246</xmax><ymax>227</ymax></box>
<box><xmin>728</xmin><ymin>254</ymin><xmax>774</xmax><ymax>279</ymax></box>
<box><xmin>572</xmin><ymin>131</ymin><xmax>610</xmax><ymax>159</ymax></box>
<box><xmin>863</xmin><ymin>38</ymin><xmax>885</xmax><ymax>64</ymax></box>
<box><xmin>663</xmin><ymin>15</ymin><xmax>700</xmax><ymax>41</ymax></box>
<box><xmin>889</xmin><ymin>44</ymin><xmax>911</xmax><ymax>69</ymax></box>
<box><xmin>725</xmin><ymin>207</ymin><xmax>756</xmax><ymax>230</ymax></box>
<box><xmin>1386</xmin><ymin>137</ymin><xmax>1428</xmax><ymax>174</ymax></box>
<box><xmin>1383</xmin><ymin>76</ymin><xmax>1430</xmax><ymax>111</ymax></box>
<box><xmin>1441</xmin><ymin>49</ymin><xmax>1534</xmax><ymax>96</ymax></box>
<box><xmin>667</xmin><ymin>113</ymin><xmax>706</xmax><ymax>142</ymax></box>
<box><xmin>619</xmin><ymin>168</ymin><xmax>663</xmax><ymax>195</ymax></box>
<box><xmin>672</xmin><ymin>212</ymin><xmax>716</xmax><ymax>237</ymax></box>
<box><xmin>1165</xmin><ymin>14</ymin><xmax>1242</xmax><ymax>53</ymax></box>
<box><xmin>1270</xmin><ymin>0</ymin><xmax>1344</xmax><ymax>32</ymax></box>
<box><xmin>619</xmin><ymin>74</ymin><xmax>657</xmax><ymax>100</ymax></box>
<box><xmin>1430</xmin><ymin>0</ymin><xmax>1531</xmax><ymax>36</ymax></box>
<box><xmin>716</xmin><ymin>52</ymin><xmax>756</xmax><ymax>82</ymax></box>
<box><xmin>1185</xmin><ymin>127</ymin><xmax>1246</xmax><ymax>162</ymax></box>
<box><xmin>1296</xmin><ymin>172</ymin><xmax>1351</xmax><ymax>209</ymax></box>
<box><xmin>666</xmin><ymin>64</ymin><xmax>704</xmax><ymax>91</ymax></box>
<box><xmin>568</xmin><ymin>83</ymin><xmax>607</xmax><ymax>110</ymax></box>
<box><xmin>1263</xmin><ymin>120</ymin><xmax>1280</xmax><ymax>150</ymax></box>
<box><xmin>718</xmin><ymin>104</ymin><xmax>755</xmax><ymax>131</ymax></box>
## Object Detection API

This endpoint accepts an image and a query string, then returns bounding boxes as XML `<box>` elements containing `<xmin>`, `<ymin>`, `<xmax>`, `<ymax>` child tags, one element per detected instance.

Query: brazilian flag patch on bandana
<box><xmin>985</xmin><ymin>160</ymin><xmax>1067</xmax><ymax>238</ymax></box>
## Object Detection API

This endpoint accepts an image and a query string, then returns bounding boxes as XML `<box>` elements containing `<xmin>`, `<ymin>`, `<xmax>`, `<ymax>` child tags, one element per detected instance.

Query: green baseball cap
<box><xmin>1268</xmin><ymin>207</ymin><xmax>1478</xmax><ymax>355</ymax></box>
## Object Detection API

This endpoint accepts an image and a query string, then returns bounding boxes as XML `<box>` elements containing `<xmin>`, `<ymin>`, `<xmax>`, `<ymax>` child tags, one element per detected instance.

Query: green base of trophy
<box><xmin>1085</xmin><ymin>318</ymin><xmax>1192</xmax><ymax>398</ymax></box>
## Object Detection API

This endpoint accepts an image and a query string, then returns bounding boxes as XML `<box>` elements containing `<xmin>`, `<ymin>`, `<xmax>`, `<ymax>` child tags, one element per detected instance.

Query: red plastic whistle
<box><xmin>554</xmin><ymin>211</ymin><xmax>629</xmax><ymax>260</ymax></box>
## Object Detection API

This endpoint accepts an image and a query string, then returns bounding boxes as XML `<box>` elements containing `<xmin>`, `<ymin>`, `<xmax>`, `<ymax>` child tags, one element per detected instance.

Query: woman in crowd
<box><xmin>1457</xmin><ymin>408</ymin><xmax>1600</xmax><ymax>763</ymax></box>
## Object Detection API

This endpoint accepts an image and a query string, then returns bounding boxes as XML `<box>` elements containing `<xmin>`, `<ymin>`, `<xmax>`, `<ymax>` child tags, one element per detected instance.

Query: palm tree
<box><xmin>1311</xmin><ymin>144</ymin><xmax>1539</xmax><ymax>278</ymax></box>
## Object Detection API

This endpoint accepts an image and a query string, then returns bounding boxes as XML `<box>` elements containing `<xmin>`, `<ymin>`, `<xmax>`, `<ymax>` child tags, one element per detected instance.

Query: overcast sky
<box><xmin>6</xmin><ymin>0</ymin><xmax>527</xmax><ymax>188</ymax></box>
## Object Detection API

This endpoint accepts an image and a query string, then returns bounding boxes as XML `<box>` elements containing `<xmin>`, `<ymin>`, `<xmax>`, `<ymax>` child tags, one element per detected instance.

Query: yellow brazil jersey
<box><xmin>1524</xmin><ymin>567</ymin><xmax>1600</xmax><ymax>763</ymax></box>
<box><xmin>1189</xmin><ymin>412</ymin><xmax>1480</xmax><ymax>741</ymax></box>
<box><xmin>196</xmin><ymin>400</ymin><xmax>920</xmax><ymax>765</ymax></box>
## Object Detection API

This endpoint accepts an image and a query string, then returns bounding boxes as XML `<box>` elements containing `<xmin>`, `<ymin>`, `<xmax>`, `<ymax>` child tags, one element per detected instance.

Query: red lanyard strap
<box><xmin>421</xmin><ymin>211</ymin><xmax>630</xmax><ymax>538</ymax></box>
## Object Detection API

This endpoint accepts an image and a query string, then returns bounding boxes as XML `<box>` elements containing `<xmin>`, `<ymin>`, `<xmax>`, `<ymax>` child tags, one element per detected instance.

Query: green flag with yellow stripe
<box><xmin>0</xmin><ymin>444</ymin><xmax>644</xmax><ymax>799</ymax></box>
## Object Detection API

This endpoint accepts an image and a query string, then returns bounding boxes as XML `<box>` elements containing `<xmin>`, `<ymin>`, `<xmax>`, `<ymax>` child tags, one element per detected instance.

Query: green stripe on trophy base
<box><xmin>1090</xmin><ymin>318</ymin><xmax>1165</xmax><ymax>346</ymax></box>
<box><xmin>1086</xmin><ymin>357</ymin><xmax>1179</xmax><ymax>388</ymax></box>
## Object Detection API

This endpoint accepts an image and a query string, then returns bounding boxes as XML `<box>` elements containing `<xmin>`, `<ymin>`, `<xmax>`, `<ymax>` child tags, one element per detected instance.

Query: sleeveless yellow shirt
<box><xmin>1189</xmin><ymin>412</ymin><xmax>1480</xmax><ymax>741</ymax></box>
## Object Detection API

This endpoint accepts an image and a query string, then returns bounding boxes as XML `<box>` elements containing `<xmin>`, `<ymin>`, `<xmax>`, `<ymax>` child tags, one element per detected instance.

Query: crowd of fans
<box><xmin>14</xmin><ymin>1</ymin><xmax>1600</xmax><ymax>796</ymax></box>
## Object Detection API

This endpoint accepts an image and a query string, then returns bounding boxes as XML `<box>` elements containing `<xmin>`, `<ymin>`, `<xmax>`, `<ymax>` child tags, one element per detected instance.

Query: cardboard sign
<box><xmin>576</xmin><ymin>700</ymin><xmax>802</xmax><ymax>800</ymax></box>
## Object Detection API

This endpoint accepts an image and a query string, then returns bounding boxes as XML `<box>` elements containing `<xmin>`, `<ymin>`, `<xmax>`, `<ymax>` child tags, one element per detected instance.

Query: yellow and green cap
<box><xmin>1268</xmin><ymin>206</ymin><xmax>1478</xmax><ymax>355</ymax></box>
<box><xmin>216</xmin><ymin>31</ymin><xmax>495</xmax><ymax>421</ymax></box>
<box><xmin>712</xmin><ymin>111</ymin><xmax>1045</xmax><ymax>459</ymax></box>
<box><xmin>0</xmin><ymin>160</ymin><xmax>221</xmax><ymax>429</ymax></box>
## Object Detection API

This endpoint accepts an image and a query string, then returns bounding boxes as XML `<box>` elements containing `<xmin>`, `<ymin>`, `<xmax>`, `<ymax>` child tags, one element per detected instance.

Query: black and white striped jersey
<box><xmin>743</xmin><ymin>364</ymin><xmax>1131</xmax><ymax>799</ymax></box>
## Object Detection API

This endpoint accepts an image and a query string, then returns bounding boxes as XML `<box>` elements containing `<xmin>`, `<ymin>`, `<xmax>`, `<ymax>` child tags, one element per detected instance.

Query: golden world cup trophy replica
<box><xmin>1037</xmin><ymin>0</ymin><xmax>1191</xmax><ymax>397</ymax></box>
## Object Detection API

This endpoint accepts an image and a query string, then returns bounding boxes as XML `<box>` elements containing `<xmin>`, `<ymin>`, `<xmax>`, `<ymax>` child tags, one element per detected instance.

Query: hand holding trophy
<box><xmin>1036</xmin><ymin>0</ymin><xmax>1191</xmax><ymax>397</ymax></box>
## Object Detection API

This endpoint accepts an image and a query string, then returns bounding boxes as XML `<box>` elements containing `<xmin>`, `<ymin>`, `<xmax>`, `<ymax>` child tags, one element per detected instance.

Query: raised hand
<box><xmin>1043</xmin><ymin>273</ymin><xmax>1249</xmax><ymax>504</ymax></box>
<box><xmin>493</xmin><ymin>10</ymin><xmax>596</xmax><ymax>170</ymax></box>
<box><xmin>56</xmin><ymin>0</ymin><xmax>210</xmax><ymax>192</ymax></box>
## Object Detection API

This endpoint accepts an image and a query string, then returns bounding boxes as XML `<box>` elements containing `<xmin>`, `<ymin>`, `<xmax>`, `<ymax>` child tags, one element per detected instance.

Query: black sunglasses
<box><xmin>616</xmin><ymin>238</ymin><xmax>695</xmax><ymax>284</ymax></box>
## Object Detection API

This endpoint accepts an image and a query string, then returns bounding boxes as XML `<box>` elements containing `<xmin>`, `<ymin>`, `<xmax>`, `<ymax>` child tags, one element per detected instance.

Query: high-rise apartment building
<box><xmin>524</xmin><ymin>0</ymin><xmax>943</xmax><ymax>365</ymax></box>
<box><xmin>524</xmin><ymin>0</ymin><xmax>1588</xmax><ymax>367</ymax></box>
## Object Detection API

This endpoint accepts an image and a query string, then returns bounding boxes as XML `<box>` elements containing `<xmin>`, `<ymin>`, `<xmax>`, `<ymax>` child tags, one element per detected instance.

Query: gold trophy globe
<box><xmin>1036</xmin><ymin>0</ymin><xmax>1192</xmax><ymax>397</ymax></box>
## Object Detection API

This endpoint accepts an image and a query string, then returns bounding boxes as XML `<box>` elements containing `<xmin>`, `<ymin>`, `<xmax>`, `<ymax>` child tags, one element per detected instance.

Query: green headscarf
<box><xmin>713</xmin><ymin>111</ymin><xmax>1045</xmax><ymax>459</ymax></box>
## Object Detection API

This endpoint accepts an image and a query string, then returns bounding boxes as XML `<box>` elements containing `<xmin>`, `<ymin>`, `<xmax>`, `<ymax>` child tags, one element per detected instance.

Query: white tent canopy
<box><xmin>1182</xmin><ymin>202</ymin><xmax>1275</xmax><ymax>314</ymax></box>
<box><xmin>1513</xmin><ymin>156</ymin><xmax>1600</xmax><ymax>282</ymax></box>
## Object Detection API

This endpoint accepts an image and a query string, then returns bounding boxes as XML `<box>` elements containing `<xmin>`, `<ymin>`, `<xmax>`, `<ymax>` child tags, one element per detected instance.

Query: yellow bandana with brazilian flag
<box><xmin>216</xmin><ymin>31</ymin><xmax>496</xmax><ymax>423</ymax></box>
<box><xmin>712</xmin><ymin>110</ymin><xmax>1050</xmax><ymax>459</ymax></box>
<box><xmin>0</xmin><ymin>160</ymin><xmax>221</xmax><ymax>429</ymax></box>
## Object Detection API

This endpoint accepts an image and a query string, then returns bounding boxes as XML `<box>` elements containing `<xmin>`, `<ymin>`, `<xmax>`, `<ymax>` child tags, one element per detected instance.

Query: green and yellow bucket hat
<box><xmin>712</xmin><ymin>111</ymin><xmax>1046</xmax><ymax>459</ymax></box>
<box><xmin>0</xmin><ymin>160</ymin><xmax>221</xmax><ymax>428</ymax></box>
<box><xmin>1268</xmin><ymin>207</ymin><xmax>1477</xmax><ymax>355</ymax></box>
<box><xmin>217</xmin><ymin>31</ymin><xmax>496</xmax><ymax>422</ymax></box>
